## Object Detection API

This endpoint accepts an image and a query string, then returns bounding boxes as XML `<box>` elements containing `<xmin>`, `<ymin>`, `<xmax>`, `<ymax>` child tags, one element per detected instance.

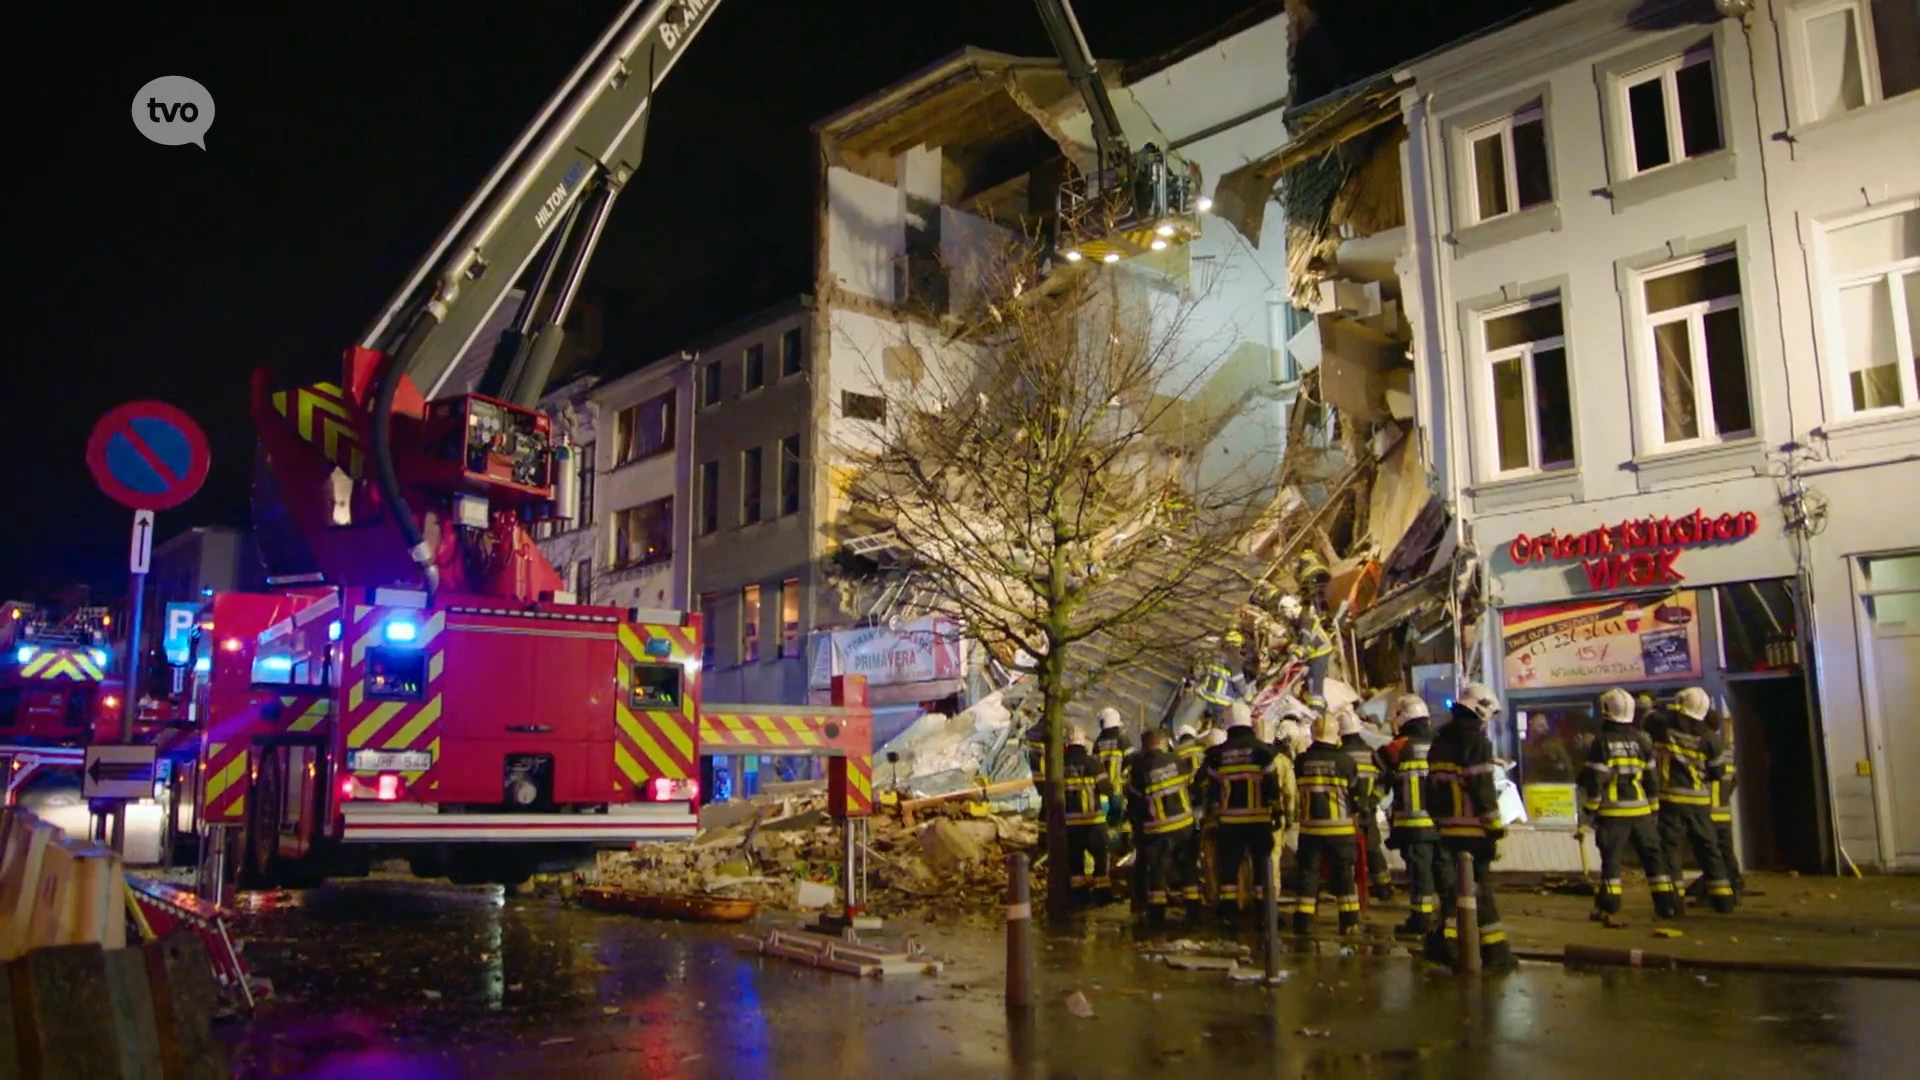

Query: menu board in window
<box><xmin>1503</xmin><ymin>591</ymin><xmax>1703</xmax><ymax>690</ymax></box>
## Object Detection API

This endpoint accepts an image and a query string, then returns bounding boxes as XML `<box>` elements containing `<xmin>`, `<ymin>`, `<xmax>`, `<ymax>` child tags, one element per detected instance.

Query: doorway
<box><xmin>1725</xmin><ymin>676</ymin><xmax>1824</xmax><ymax>872</ymax></box>
<box><xmin>1860</xmin><ymin>553</ymin><xmax>1920</xmax><ymax>865</ymax></box>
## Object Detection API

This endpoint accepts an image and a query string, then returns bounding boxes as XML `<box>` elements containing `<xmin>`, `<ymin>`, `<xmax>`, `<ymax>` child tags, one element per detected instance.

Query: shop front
<box><xmin>1476</xmin><ymin>495</ymin><xmax>1826</xmax><ymax>874</ymax></box>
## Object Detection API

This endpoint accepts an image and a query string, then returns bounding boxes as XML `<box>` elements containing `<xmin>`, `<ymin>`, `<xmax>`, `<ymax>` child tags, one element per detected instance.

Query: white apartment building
<box><xmin>1397</xmin><ymin>0</ymin><xmax>1919</xmax><ymax>872</ymax></box>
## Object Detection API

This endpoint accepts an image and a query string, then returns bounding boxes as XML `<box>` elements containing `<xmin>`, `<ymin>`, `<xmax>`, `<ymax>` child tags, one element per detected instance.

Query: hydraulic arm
<box><xmin>1031</xmin><ymin>0</ymin><xmax>1131</xmax><ymax>178</ymax></box>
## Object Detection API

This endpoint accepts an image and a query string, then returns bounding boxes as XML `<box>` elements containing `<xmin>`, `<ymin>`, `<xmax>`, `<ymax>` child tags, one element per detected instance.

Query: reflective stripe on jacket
<box><xmin>1429</xmin><ymin>717</ymin><xmax>1501</xmax><ymax>838</ymax></box>
<box><xmin>1580</xmin><ymin>725</ymin><xmax>1660</xmax><ymax>818</ymax></box>
<box><xmin>1652</xmin><ymin>712</ymin><xmax>1724</xmax><ymax>807</ymax></box>
<box><xmin>1379</xmin><ymin>720</ymin><xmax>1438</xmax><ymax>833</ymax></box>
<box><xmin>1293</xmin><ymin>742</ymin><xmax>1358</xmax><ymax>836</ymax></box>
<box><xmin>1128</xmin><ymin>750</ymin><xmax>1195</xmax><ymax>835</ymax></box>
<box><xmin>1062</xmin><ymin>746</ymin><xmax>1111</xmax><ymax>826</ymax></box>
<box><xmin>1204</xmin><ymin>729</ymin><xmax>1281</xmax><ymax>825</ymax></box>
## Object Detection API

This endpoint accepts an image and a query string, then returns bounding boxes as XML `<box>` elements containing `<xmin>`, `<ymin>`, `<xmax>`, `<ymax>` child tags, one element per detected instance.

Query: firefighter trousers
<box><xmin>1660</xmin><ymin>805</ymin><xmax>1735</xmax><ymax>913</ymax></box>
<box><xmin>1432</xmin><ymin>837</ymin><xmax>1511</xmax><ymax>968</ymax></box>
<box><xmin>1361</xmin><ymin>815</ymin><xmax>1391</xmax><ymax>898</ymax></box>
<box><xmin>1286</xmin><ymin>833</ymin><xmax>1357</xmax><ymax>933</ymax></box>
<box><xmin>1395</xmin><ymin>836</ymin><xmax>1453</xmax><ymax>933</ymax></box>
<box><xmin>1593</xmin><ymin>814</ymin><xmax>1675</xmax><ymax>916</ymax></box>
<box><xmin>1213</xmin><ymin>822</ymin><xmax>1273</xmax><ymax>917</ymax></box>
<box><xmin>1172</xmin><ymin>825</ymin><xmax>1203</xmax><ymax>908</ymax></box>
<box><xmin>1136</xmin><ymin>829</ymin><xmax>1181</xmax><ymax>923</ymax></box>
<box><xmin>1066</xmin><ymin>824</ymin><xmax>1111</xmax><ymax>900</ymax></box>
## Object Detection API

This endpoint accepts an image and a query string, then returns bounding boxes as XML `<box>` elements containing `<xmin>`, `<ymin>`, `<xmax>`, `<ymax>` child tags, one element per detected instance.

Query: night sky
<box><xmin>6</xmin><ymin>0</ymin><xmax>1281</xmax><ymax>603</ymax></box>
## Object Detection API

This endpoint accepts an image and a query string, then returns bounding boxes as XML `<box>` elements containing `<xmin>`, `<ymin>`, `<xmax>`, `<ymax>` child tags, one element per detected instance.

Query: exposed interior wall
<box><xmin>827</xmin><ymin>167</ymin><xmax>906</xmax><ymax>303</ymax></box>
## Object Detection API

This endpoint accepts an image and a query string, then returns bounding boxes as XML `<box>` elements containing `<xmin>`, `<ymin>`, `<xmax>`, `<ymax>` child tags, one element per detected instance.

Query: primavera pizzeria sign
<box><xmin>1507</xmin><ymin>509</ymin><xmax>1759</xmax><ymax>591</ymax></box>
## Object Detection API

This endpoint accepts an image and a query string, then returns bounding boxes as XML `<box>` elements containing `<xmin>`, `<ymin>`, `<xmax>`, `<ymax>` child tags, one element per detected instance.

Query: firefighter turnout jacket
<box><xmin>1340</xmin><ymin>732</ymin><xmax>1382</xmax><ymax>814</ymax></box>
<box><xmin>1062</xmin><ymin>744</ymin><xmax>1113</xmax><ymax>826</ymax></box>
<box><xmin>1293</xmin><ymin>742</ymin><xmax>1359</xmax><ymax>837</ymax></box>
<box><xmin>1203</xmin><ymin>727</ymin><xmax>1283</xmax><ymax>825</ymax></box>
<box><xmin>1429</xmin><ymin>715</ymin><xmax>1503</xmax><ymax>839</ymax></box>
<box><xmin>1094</xmin><ymin>726</ymin><xmax>1131</xmax><ymax>792</ymax></box>
<box><xmin>1289</xmin><ymin>610</ymin><xmax>1335</xmax><ymax>661</ymax></box>
<box><xmin>1579</xmin><ymin>722</ymin><xmax>1661</xmax><ymax>817</ymax></box>
<box><xmin>1377</xmin><ymin>717</ymin><xmax>1439</xmax><ymax>837</ymax></box>
<box><xmin>1650</xmin><ymin>710</ymin><xmax>1728</xmax><ymax>808</ymax></box>
<box><xmin>1127</xmin><ymin>747</ymin><xmax>1196</xmax><ymax>836</ymax></box>
<box><xmin>1709</xmin><ymin>718</ymin><xmax>1737</xmax><ymax>825</ymax></box>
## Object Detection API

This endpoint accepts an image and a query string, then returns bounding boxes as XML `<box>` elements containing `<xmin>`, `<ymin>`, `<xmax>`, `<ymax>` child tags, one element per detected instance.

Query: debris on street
<box><xmin>590</xmin><ymin>787</ymin><xmax>1041</xmax><ymax>922</ymax></box>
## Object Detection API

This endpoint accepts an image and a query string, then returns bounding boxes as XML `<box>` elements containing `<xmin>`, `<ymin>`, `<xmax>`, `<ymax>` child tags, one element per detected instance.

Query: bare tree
<box><xmin>836</xmin><ymin>234</ymin><xmax>1270</xmax><ymax>924</ymax></box>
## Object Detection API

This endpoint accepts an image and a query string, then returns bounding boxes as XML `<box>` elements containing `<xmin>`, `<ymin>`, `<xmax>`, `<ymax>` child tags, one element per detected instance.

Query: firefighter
<box><xmin>1579</xmin><ymin>688</ymin><xmax>1678</xmax><ymax>921</ymax></box>
<box><xmin>1429</xmin><ymin>683</ymin><xmax>1513</xmax><ymax>970</ymax></box>
<box><xmin>1277</xmin><ymin>595</ymin><xmax>1335</xmax><ymax>708</ymax></box>
<box><xmin>1699</xmin><ymin>708</ymin><xmax>1743</xmax><ymax>904</ymax></box>
<box><xmin>1203</xmin><ymin>702</ymin><xmax>1284</xmax><ymax>927</ymax></box>
<box><xmin>1285</xmin><ymin>713</ymin><xmax>1360</xmax><ymax>934</ymax></box>
<box><xmin>1339</xmin><ymin>707</ymin><xmax>1392</xmax><ymax>902</ymax></box>
<box><xmin>1377</xmin><ymin>693</ymin><xmax>1453</xmax><ymax>936</ymax></box>
<box><xmin>1024</xmin><ymin>710</ymin><xmax>1049</xmax><ymax>787</ymax></box>
<box><xmin>1651</xmin><ymin>687</ymin><xmax>1737</xmax><ymax>914</ymax></box>
<box><xmin>1126</xmin><ymin>729</ymin><xmax>1195</xmax><ymax>927</ymax></box>
<box><xmin>1172</xmin><ymin>722</ymin><xmax>1208</xmax><ymax>919</ymax></box>
<box><xmin>1094</xmin><ymin>708</ymin><xmax>1130</xmax><ymax>793</ymax></box>
<box><xmin>1194</xmin><ymin>631</ymin><xmax>1247</xmax><ymax>723</ymax></box>
<box><xmin>1062</xmin><ymin>727</ymin><xmax>1114</xmax><ymax>906</ymax></box>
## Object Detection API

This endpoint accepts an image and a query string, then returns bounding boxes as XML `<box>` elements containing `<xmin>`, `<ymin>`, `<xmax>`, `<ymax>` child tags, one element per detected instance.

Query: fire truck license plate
<box><xmin>349</xmin><ymin>750</ymin><xmax>433</xmax><ymax>773</ymax></box>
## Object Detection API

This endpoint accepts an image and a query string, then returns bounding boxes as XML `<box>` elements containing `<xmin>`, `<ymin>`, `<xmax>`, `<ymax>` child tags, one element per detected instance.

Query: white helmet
<box><xmin>1176</xmin><ymin>724</ymin><xmax>1198</xmax><ymax>742</ymax></box>
<box><xmin>1067</xmin><ymin>726</ymin><xmax>1092</xmax><ymax>749</ymax></box>
<box><xmin>1278</xmin><ymin>594</ymin><xmax>1303</xmax><ymax>618</ymax></box>
<box><xmin>1311</xmin><ymin>712</ymin><xmax>1342</xmax><ymax>745</ymax></box>
<box><xmin>1452</xmin><ymin>682</ymin><xmax>1501</xmax><ymax>723</ymax></box>
<box><xmin>1389</xmin><ymin>693</ymin><xmax>1430</xmax><ymax>729</ymax></box>
<box><xmin>1227</xmin><ymin>700</ymin><xmax>1254</xmax><ymax>729</ymax></box>
<box><xmin>1204</xmin><ymin>728</ymin><xmax>1229</xmax><ymax>748</ymax></box>
<box><xmin>1099</xmin><ymin>707</ymin><xmax>1123</xmax><ymax>731</ymax></box>
<box><xmin>1598</xmin><ymin>688</ymin><xmax>1635</xmax><ymax>724</ymax></box>
<box><xmin>1673</xmin><ymin>687</ymin><xmax>1711</xmax><ymax>721</ymax></box>
<box><xmin>1336</xmin><ymin>707</ymin><xmax>1362</xmax><ymax>737</ymax></box>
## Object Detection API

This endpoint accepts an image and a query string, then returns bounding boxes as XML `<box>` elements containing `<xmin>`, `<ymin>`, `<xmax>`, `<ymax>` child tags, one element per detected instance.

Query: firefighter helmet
<box><xmin>1390</xmin><ymin>693</ymin><xmax>1430</xmax><ymax>729</ymax></box>
<box><xmin>1067</xmin><ymin>726</ymin><xmax>1092</xmax><ymax>749</ymax></box>
<box><xmin>1277</xmin><ymin>594</ymin><xmax>1303</xmax><ymax>619</ymax></box>
<box><xmin>1099</xmin><ymin>707</ymin><xmax>1122</xmax><ymax>730</ymax></box>
<box><xmin>1223</xmin><ymin>629</ymin><xmax>1245</xmax><ymax>647</ymax></box>
<box><xmin>1227</xmin><ymin>700</ymin><xmax>1253</xmax><ymax>729</ymax></box>
<box><xmin>1311</xmin><ymin>712</ymin><xmax>1342</xmax><ymax>745</ymax></box>
<box><xmin>1599</xmin><ymin>688</ymin><xmax>1635</xmax><ymax>723</ymax></box>
<box><xmin>1176</xmin><ymin>724</ymin><xmax>1198</xmax><ymax>742</ymax></box>
<box><xmin>1452</xmin><ymin>682</ymin><xmax>1502</xmax><ymax>723</ymax></box>
<box><xmin>1336</xmin><ymin>707</ymin><xmax>1363</xmax><ymax>737</ymax></box>
<box><xmin>1205</xmin><ymin>728</ymin><xmax>1229</xmax><ymax>748</ymax></box>
<box><xmin>1674</xmin><ymin>686</ymin><xmax>1712</xmax><ymax>721</ymax></box>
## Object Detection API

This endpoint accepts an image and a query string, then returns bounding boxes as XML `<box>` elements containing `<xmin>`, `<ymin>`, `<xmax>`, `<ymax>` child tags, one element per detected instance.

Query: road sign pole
<box><xmin>109</xmin><ymin>520</ymin><xmax>152</xmax><ymax>855</ymax></box>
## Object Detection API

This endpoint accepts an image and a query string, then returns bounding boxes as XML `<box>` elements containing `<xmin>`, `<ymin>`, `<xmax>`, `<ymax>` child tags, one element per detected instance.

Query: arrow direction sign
<box><xmin>82</xmin><ymin>744</ymin><xmax>160</xmax><ymax>800</ymax></box>
<box><xmin>131</xmin><ymin>509</ymin><xmax>155</xmax><ymax>574</ymax></box>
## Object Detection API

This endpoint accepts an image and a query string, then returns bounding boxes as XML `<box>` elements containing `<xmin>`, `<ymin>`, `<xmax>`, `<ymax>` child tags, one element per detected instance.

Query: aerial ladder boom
<box><xmin>350</xmin><ymin>0</ymin><xmax>725</xmax><ymax>591</ymax></box>
<box><xmin>1031</xmin><ymin>0</ymin><xmax>1130</xmax><ymax>179</ymax></box>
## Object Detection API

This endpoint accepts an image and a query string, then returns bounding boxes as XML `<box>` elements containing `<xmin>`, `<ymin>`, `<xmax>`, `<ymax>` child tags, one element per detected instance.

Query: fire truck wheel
<box><xmin>242</xmin><ymin>749</ymin><xmax>284</xmax><ymax>890</ymax></box>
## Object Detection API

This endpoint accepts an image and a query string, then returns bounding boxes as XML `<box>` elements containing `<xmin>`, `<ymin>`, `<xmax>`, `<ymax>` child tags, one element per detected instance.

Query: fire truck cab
<box><xmin>187</xmin><ymin>587</ymin><xmax>701</xmax><ymax>888</ymax></box>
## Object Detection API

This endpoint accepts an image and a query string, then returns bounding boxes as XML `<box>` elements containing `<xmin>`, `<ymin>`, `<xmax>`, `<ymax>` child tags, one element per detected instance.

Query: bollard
<box><xmin>1455</xmin><ymin>849</ymin><xmax>1480</xmax><ymax>975</ymax></box>
<box><xmin>1005</xmin><ymin>852</ymin><xmax>1034</xmax><ymax>1010</ymax></box>
<box><xmin>1262</xmin><ymin>847</ymin><xmax>1280</xmax><ymax>983</ymax></box>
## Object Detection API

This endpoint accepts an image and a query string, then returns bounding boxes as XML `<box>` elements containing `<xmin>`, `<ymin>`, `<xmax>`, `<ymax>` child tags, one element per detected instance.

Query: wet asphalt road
<box><xmin>226</xmin><ymin>879</ymin><xmax>1920</xmax><ymax>1079</ymax></box>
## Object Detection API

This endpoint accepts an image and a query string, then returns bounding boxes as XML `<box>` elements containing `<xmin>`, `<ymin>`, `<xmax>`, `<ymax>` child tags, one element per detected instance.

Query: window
<box><xmin>779</xmin><ymin>435</ymin><xmax>802</xmax><ymax>516</ymax></box>
<box><xmin>366</xmin><ymin>647</ymin><xmax>427</xmax><ymax>701</ymax></box>
<box><xmin>628</xmin><ymin>663</ymin><xmax>683</xmax><ymax>710</ymax></box>
<box><xmin>698</xmin><ymin>592</ymin><xmax>717</xmax><ymax>666</ymax></box>
<box><xmin>741</xmin><ymin>448</ymin><xmax>763</xmax><ymax>524</ymax></box>
<box><xmin>575</xmin><ymin>560</ymin><xmax>593</xmax><ymax>604</ymax></box>
<box><xmin>1464</xmin><ymin>102</ymin><xmax>1552</xmax><ymax>223</ymax></box>
<box><xmin>1620</xmin><ymin>47</ymin><xmax>1723</xmax><ymax>176</ymax></box>
<box><xmin>698</xmin><ymin>459</ymin><xmax>720</xmax><ymax>535</ymax></box>
<box><xmin>611</xmin><ymin>497</ymin><xmax>674</xmax><ymax>569</ymax></box>
<box><xmin>576</xmin><ymin>441</ymin><xmax>596</xmax><ymax>526</ymax></box>
<box><xmin>842</xmin><ymin>391</ymin><xmax>886</xmax><ymax>423</ymax></box>
<box><xmin>1638</xmin><ymin>251</ymin><xmax>1754</xmax><ymax>447</ymax></box>
<box><xmin>1480</xmin><ymin>298</ymin><xmax>1574</xmax><ymax>477</ymax></box>
<box><xmin>614</xmin><ymin>393</ymin><xmax>674</xmax><ymax>465</ymax></box>
<box><xmin>743</xmin><ymin>344</ymin><xmax>765</xmax><ymax>392</ymax></box>
<box><xmin>780</xmin><ymin>578</ymin><xmax>802</xmax><ymax>658</ymax></box>
<box><xmin>1793</xmin><ymin>0</ymin><xmax>1920</xmax><ymax>122</ymax></box>
<box><xmin>741</xmin><ymin>585</ymin><xmax>761</xmax><ymax>664</ymax></box>
<box><xmin>780</xmin><ymin>328</ymin><xmax>804</xmax><ymax>377</ymax></box>
<box><xmin>700</xmin><ymin>361</ymin><xmax>722</xmax><ymax>408</ymax></box>
<box><xmin>1821</xmin><ymin>203</ymin><xmax>1920</xmax><ymax>414</ymax></box>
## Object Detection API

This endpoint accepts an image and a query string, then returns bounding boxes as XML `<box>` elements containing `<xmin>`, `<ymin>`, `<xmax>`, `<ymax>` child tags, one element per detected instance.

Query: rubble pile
<box><xmin>874</xmin><ymin>689</ymin><xmax>1036</xmax><ymax>809</ymax></box>
<box><xmin>592</xmin><ymin>791</ymin><xmax>1042</xmax><ymax>924</ymax></box>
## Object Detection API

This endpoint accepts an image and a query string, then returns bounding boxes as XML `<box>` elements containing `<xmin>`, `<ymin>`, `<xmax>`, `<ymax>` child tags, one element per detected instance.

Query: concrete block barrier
<box><xmin>0</xmin><ymin>811</ymin><xmax>58</xmax><ymax>959</ymax></box>
<box><xmin>3</xmin><ymin>934</ymin><xmax>228</xmax><ymax>1080</ymax></box>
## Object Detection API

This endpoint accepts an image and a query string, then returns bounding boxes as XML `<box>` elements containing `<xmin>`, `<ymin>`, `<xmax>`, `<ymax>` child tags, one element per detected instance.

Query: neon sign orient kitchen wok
<box><xmin>1508</xmin><ymin>509</ymin><xmax>1760</xmax><ymax>591</ymax></box>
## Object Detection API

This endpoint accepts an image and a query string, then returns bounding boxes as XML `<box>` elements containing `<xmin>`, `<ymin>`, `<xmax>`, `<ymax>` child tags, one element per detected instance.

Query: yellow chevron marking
<box><xmin>288</xmin><ymin>700</ymin><xmax>329</xmax><ymax>733</ymax></box>
<box><xmin>347</xmin><ymin>680</ymin><xmax>364</xmax><ymax>713</ymax></box>
<box><xmin>350</xmin><ymin>623</ymin><xmax>382</xmax><ymax>666</ymax></box>
<box><xmin>21</xmin><ymin>654</ymin><xmax>52</xmax><ymax>677</ymax></box>
<box><xmin>383</xmin><ymin>695</ymin><xmax>441</xmax><ymax>750</ymax></box>
<box><xmin>617</xmin><ymin>705</ymin><xmax>680</xmax><ymax>777</ymax></box>
<box><xmin>617</xmin><ymin>624</ymin><xmax>645</xmax><ymax>661</ymax></box>
<box><xmin>428</xmin><ymin>652</ymin><xmax>445</xmax><ymax>683</ymax></box>
<box><xmin>349</xmin><ymin>702</ymin><xmax>405</xmax><ymax>748</ymax></box>
<box><xmin>203</xmin><ymin>753</ymin><xmax>249</xmax><ymax>806</ymax></box>
<box><xmin>271</xmin><ymin>391</ymin><xmax>290</xmax><ymax>416</ymax></box>
<box><xmin>74</xmin><ymin>656</ymin><xmax>104</xmax><ymax>680</ymax></box>
<box><xmin>647</xmin><ymin>709</ymin><xmax>694</xmax><ymax>759</ymax></box>
<box><xmin>849</xmin><ymin>762</ymin><xmax>873</xmax><ymax>801</ymax></box>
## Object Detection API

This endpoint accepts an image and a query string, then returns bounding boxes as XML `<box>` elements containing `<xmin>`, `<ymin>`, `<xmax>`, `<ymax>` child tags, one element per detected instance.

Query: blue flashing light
<box><xmin>328</xmin><ymin>620</ymin><xmax>343</xmax><ymax>642</ymax></box>
<box><xmin>383</xmin><ymin>618</ymin><xmax>418</xmax><ymax>644</ymax></box>
<box><xmin>91</xmin><ymin>648</ymin><xmax>109</xmax><ymax>668</ymax></box>
<box><xmin>1443</xmin><ymin>697</ymin><xmax>1455</xmax><ymax>710</ymax></box>
<box><xmin>201</xmin><ymin>587</ymin><xmax>214</xmax><ymax>597</ymax></box>
<box><xmin>195</xmin><ymin>656</ymin><xmax>211</xmax><ymax>674</ymax></box>
<box><xmin>259</xmin><ymin>656</ymin><xmax>293</xmax><ymax>674</ymax></box>
<box><xmin>16</xmin><ymin>646</ymin><xmax>35</xmax><ymax>664</ymax></box>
